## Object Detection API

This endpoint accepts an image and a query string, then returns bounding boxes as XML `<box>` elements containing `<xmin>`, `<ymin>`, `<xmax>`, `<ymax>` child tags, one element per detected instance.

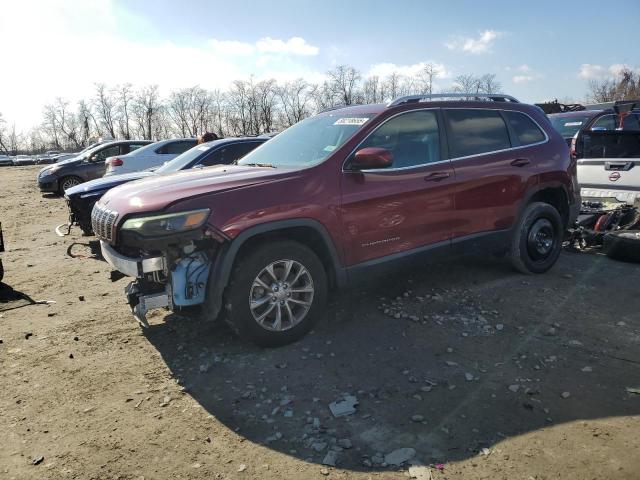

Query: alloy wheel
<box><xmin>248</xmin><ymin>259</ymin><xmax>314</xmax><ymax>331</ymax></box>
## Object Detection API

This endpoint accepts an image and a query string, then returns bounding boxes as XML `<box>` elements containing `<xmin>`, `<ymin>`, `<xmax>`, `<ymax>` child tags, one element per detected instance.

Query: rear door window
<box><xmin>158</xmin><ymin>140</ymin><xmax>198</xmax><ymax>154</ymax></box>
<box><xmin>444</xmin><ymin>109</ymin><xmax>511</xmax><ymax>158</ymax></box>
<box><xmin>503</xmin><ymin>111</ymin><xmax>546</xmax><ymax>145</ymax></box>
<box><xmin>94</xmin><ymin>145</ymin><xmax>120</xmax><ymax>161</ymax></box>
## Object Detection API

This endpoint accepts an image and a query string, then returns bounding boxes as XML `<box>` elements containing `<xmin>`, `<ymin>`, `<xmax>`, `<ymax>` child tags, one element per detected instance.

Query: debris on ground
<box><xmin>32</xmin><ymin>456</ymin><xmax>44</xmax><ymax>465</ymax></box>
<box><xmin>626</xmin><ymin>387</ymin><xmax>640</xmax><ymax>395</ymax></box>
<box><xmin>322</xmin><ymin>450</ymin><xmax>339</xmax><ymax>467</ymax></box>
<box><xmin>408</xmin><ymin>464</ymin><xmax>433</xmax><ymax>479</ymax></box>
<box><xmin>329</xmin><ymin>394</ymin><xmax>358</xmax><ymax>417</ymax></box>
<box><xmin>384</xmin><ymin>447</ymin><xmax>416</xmax><ymax>466</ymax></box>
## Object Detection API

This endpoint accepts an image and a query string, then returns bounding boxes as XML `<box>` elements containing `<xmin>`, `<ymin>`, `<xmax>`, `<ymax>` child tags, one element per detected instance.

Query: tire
<box><xmin>223</xmin><ymin>240</ymin><xmax>327</xmax><ymax>347</ymax></box>
<box><xmin>603</xmin><ymin>231</ymin><xmax>640</xmax><ymax>263</ymax></box>
<box><xmin>510</xmin><ymin>202</ymin><xmax>564</xmax><ymax>274</ymax></box>
<box><xmin>58</xmin><ymin>176</ymin><xmax>82</xmax><ymax>195</ymax></box>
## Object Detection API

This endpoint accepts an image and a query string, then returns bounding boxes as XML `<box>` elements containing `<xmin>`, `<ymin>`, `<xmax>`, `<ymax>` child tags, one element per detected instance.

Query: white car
<box><xmin>577</xmin><ymin>109</ymin><xmax>640</xmax><ymax>204</ymax></box>
<box><xmin>104</xmin><ymin>138</ymin><xmax>197</xmax><ymax>176</ymax></box>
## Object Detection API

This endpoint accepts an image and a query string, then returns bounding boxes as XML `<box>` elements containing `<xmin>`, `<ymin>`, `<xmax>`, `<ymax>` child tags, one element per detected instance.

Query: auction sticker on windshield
<box><xmin>334</xmin><ymin>117</ymin><xmax>369</xmax><ymax>126</ymax></box>
<box><xmin>565</xmin><ymin>122</ymin><xmax>583</xmax><ymax>127</ymax></box>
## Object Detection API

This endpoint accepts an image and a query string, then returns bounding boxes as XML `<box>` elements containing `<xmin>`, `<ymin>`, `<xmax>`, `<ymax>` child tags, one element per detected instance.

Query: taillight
<box><xmin>107</xmin><ymin>157</ymin><xmax>123</xmax><ymax>167</ymax></box>
<box><xmin>570</xmin><ymin>135</ymin><xmax>577</xmax><ymax>159</ymax></box>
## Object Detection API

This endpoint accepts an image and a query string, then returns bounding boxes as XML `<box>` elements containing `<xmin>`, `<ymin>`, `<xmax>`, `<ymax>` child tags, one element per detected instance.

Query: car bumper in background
<box><xmin>581</xmin><ymin>187</ymin><xmax>640</xmax><ymax>205</ymax></box>
<box><xmin>38</xmin><ymin>175</ymin><xmax>59</xmax><ymax>192</ymax></box>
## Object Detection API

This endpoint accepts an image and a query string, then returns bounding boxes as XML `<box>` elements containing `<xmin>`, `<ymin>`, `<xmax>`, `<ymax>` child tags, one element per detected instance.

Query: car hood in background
<box><xmin>98</xmin><ymin>165</ymin><xmax>291</xmax><ymax>215</ymax></box>
<box><xmin>39</xmin><ymin>157</ymin><xmax>83</xmax><ymax>176</ymax></box>
<box><xmin>65</xmin><ymin>171</ymin><xmax>156</xmax><ymax>197</ymax></box>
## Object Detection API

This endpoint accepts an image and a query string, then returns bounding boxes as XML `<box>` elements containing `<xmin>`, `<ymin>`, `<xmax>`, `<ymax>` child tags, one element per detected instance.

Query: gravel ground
<box><xmin>1</xmin><ymin>165</ymin><xmax>640</xmax><ymax>480</ymax></box>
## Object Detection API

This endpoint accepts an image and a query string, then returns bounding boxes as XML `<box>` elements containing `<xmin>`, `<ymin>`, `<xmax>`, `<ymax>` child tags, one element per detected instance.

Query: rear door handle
<box><xmin>510</xmin><ymin>158</ymin><xmax>530</xmax><ymax>167</ymax></box>
<box><xmin>424</xmin><ymin>172</ymin><xmax>451</xmax><ymax>182</ymax></box>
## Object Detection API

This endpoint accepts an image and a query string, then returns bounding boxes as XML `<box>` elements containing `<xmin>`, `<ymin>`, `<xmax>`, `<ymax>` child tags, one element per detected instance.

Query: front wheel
<box><xmin>510</xmin><ymin>202</ymin><xmax>563</xmax><ymax>274</ymax></box>
<box><xmin>59</xmin><ymin>176</ymin><xmax>82</xmax><ymax>195</ymax></box>
<box><xmin>223</xmin><ymin>240</ymin><xmax>328</xmax><ymax>347</ymax></box>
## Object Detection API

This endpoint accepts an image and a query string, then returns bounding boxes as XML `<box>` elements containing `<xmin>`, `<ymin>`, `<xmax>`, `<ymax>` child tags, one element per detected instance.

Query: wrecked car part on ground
<box><xmin>565</xmin><ymin>199</ymin><xmax>639</xmax><ymax>250</ymax></box>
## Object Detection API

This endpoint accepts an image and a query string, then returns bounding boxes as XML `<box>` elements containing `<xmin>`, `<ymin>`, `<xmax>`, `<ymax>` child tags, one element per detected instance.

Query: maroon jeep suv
<box><xmin>93</xmin><ymin>93</ymin><xmax>579</xmax><ymax>346</ymax></box>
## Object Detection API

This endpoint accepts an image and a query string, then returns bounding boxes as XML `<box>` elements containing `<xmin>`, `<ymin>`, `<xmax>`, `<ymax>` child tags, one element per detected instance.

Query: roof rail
<box><xmin>388</xmin><ymin>93</ymin><xmax>520</xmax><ymax>107</ymax></box>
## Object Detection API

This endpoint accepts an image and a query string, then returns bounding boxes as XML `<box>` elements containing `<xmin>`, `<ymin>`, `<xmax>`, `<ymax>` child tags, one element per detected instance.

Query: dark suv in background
<box><xmin>62</xmin><ymin>136</ymin><xmax>270</xmax><ymax>235</ymax></box>
<box><xmin>94</xmin><ymin>93</ymin><xmax>578</xmax><ymax>346</ymax></box>
<box><xmin>37</xmin><ymin>140</ymin><xmax>151</xmax><ymax>194</ymax></box>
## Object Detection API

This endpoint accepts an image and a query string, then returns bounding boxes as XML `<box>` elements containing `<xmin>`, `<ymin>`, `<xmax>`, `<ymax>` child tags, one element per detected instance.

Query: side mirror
<box><xmin>351</xmin><ymin>147</ymin><xmax>393</xmax><ymax>170</ymax></box>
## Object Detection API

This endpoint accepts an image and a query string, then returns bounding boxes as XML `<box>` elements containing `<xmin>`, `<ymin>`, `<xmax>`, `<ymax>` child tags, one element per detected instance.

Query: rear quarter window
<box><xmin>503</xmin><ymin>111</ymin><xmax>546</xmax><ymax>145</ymax></box>
<box><xmin>445</xmin><ymin>109</ymin><xmax>511</xmax><ymax>158</ymax></box>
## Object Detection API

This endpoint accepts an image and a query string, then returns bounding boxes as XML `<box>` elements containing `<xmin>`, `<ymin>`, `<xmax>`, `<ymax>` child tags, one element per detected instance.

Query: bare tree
<box><xmin>116</xmin><ymin>83</ymin><xmax>134</xmax><ymax>139</ymax></box>
<box><xmin>384</xmin><ymin>72</ymin><xmax>401</xmax><ymax>101</ymax></box>
<box><xmin>587</xmin><ymin>68</ymin><xmax>639</xmax><ymax>103</ymax></box>
<box><xmin>362</xmin><ymin>75</ymin><xmax>385</xmax><ymax>104</ymax></box>
<box><xmin>418</xmin><ymin>63</ymin><xmax>439</xmax><ymax>94</ymax></box>
<box><xmin>278</xmin><ymin>79</ymin><xmax>312</xmax><ymax>127</ymax></box>
<box><xmin>327</xmin><ymin>65</ymin><xmax>362</xmax><ymax>106</ymax></box>
<box><xmin>452</xmin><ymin>74</ymin><xmax>481</xmax><ymax>95</ymax></box>
<box><xmin>477</xmin><ymin>73</ymin><xmax>502</xmax><ymax>94</ymax></box>
<box><xmin>256</xmin><ymin>79</ymin><xmax>278</xmax><ymax>133</ymax></box>
<box><xmin>132</xmin><ymin>85</ymin><xmax>162</xmax><ymax>140</ymax></box>
<box><xmin>93</xmin><ymin>83</ymin><xmax>117</xmax><ymax>138</ymax></box>
<box><xmin>0</xmin><ymin>112</ymin><xmax>9</xmax><ymax>154</ymax></box>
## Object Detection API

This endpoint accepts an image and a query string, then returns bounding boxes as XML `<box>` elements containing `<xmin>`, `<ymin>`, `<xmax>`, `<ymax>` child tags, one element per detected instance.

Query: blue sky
<box><xmin>1</xmin><ymin>0</ymin><xmax>638</xmax><ymax>129</ymax></box>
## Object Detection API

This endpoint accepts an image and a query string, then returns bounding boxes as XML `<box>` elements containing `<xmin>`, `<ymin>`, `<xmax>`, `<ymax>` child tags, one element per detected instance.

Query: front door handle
<box><xmin>424</xmin><ymin>172</ymin><xmax>450</xmax><ymax>182</ymax></box>
<box><xmin>511</xmin><ymin>158</ymin><xmax>530</xmax><ymax>167</ymax></box>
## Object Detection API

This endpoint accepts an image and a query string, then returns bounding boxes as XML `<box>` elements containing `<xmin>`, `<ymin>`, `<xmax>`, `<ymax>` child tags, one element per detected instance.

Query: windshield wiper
<box><xmin>243</xmin><ymin>162</ymin><xmax>276</xmax><ymax>168</ymax></box>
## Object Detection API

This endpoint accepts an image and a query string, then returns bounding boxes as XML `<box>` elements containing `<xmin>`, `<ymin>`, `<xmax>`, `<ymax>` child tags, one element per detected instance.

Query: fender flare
<box><xmin>517</xmin><ymin>182</ymin><xmax>577</xmax><ymax>227</ymax></box>
<box><xmin>204</xmin><ymin>218</ymin><xmax>346</xmax><ymax>320</ymax></box>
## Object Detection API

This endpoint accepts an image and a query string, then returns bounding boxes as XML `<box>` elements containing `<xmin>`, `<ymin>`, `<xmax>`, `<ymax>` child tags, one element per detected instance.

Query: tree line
<box><xmin>0</xmin><ymin>64</ymin><xmax>505</xmax><ymax>154</ymax></box>
<box><xmin>587</xmin><ymin>67</ymin><xmax>640</xmax><ymax>104</ymax></box>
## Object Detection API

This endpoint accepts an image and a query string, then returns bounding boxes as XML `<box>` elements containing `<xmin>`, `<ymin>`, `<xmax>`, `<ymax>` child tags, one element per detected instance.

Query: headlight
<box><xmin>121</xmin><ymin>209</ymin><xmax>210</xmax><ymax>237</ymax></box>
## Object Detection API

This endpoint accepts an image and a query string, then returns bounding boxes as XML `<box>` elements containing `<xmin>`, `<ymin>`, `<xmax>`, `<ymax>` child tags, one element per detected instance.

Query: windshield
<box><xmin>237</xmin><ymin>113</ymin><xmax>372</xmax><ymax>168</ymax></box>
<box><xmin>155</xmin><ymin>143</ymin><xmax>211</xmax><ymax>173</ymax></box>
<box><xmin>549</xmin><ymin>114</ymin><xmax>595</xmax><ymax>138</ymax></box>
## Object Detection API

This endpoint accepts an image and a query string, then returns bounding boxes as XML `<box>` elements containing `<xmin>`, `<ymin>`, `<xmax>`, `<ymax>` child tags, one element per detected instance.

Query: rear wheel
<box><xmin>59</xmin><ymin>176</ymin><xmax>82</xmax><ymax>195</ymax></box>
<box><xmin>223</xmin><ymin>240</ymin><xmax>327</xmax><ymax>347</ymax></box>
<box><xmin>510</xmin><ymin>202</ymin><xmax>563</xmax><ymax>274</ymax></box>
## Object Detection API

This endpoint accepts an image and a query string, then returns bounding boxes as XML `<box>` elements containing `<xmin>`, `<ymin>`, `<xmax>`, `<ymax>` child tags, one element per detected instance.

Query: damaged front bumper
<box><xmin>101</xmin><ymin>240</ymin><xmax>211</xmax><ymax>327</ymax></box>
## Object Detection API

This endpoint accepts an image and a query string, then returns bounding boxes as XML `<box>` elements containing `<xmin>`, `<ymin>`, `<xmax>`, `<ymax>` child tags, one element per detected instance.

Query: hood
<box><xmin>66</xmin><ymin>171</ymin><xmax>155</xmax><ymax>197</ymax></box>
<box><xmin>97</xmin><ymin>165</ymin><xmax>290</xmax><ymax>215</ymax></box>
<box><xmin>39</xmin><ymin>157</ymin><xmax>82</xmax><ymax>175</ymax></box>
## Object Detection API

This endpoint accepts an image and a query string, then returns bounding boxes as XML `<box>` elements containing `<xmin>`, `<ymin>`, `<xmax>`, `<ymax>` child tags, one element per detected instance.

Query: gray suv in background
<box><xmin>37</xmin><ymin>140</ymin><xmax>151</xmax><ymax>194</ymax></box>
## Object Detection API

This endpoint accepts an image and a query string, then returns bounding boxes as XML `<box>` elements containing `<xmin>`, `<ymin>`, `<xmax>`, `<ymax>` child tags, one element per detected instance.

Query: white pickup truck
<box><xmin>577</xmin><ymin>106</ymin><xmax>640</xmax><ymax>205</ymax></box>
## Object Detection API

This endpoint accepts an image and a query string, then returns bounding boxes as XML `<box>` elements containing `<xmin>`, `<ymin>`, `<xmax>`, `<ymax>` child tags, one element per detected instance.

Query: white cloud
<box><xmin>512</xmin><ymin>75</ymin><xmax>534</xmax><ymax>84</ymax></box>
<box><xmin>445</xmin><ymin>30</ymin><xmax>503</xmax><ymax>54</ymax></box>
<box><xmin>517</xmin><ymin>64</ymin><xmax>531</xmax><ymax>73</ymax></box>
<box><xmin>0</xmin><ymin>0</ymin><xmax>323</xmax><ymax>130</ymax></box>
<box><xmin>578</xmin><ymin>64</ymin><xmax>606</xmax><ymax>79</ymax></box>
<box><xmin>210</xmin><ymin>36</ymin><xmax>319</xmax><ymax>57</ymax></box>
<box><xmin>210</xmin><ymin>39</ymin><xmax>256</xmax><ymax>56</ymax></box>
<box><xmin>578</xmin><ymin>63</ymin><xmax>639</xmax><ymax>80</ymax></box>
<box><xmin>256</xmin><ymin>37</ymin><xmax>319</xmax><ymax>56</ymax></box>
<box><xmin>368</xmin><ymin>61</ymin><xmax>451</xmax><ymax>79</ymax></box>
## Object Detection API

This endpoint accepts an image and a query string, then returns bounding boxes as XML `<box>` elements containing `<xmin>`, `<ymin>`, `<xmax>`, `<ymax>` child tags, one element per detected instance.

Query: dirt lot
<box><xmin>1</xmin><ymin>165</ymin><xmax>640</xmax><ymax>480</ymax></box>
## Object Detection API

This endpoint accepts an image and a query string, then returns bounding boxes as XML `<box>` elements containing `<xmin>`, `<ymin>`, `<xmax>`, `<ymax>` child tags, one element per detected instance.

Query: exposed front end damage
<box><xmin>101</xmin><ymin>233</ymin><xmax>219</xmax><ymax>327</ymax></box>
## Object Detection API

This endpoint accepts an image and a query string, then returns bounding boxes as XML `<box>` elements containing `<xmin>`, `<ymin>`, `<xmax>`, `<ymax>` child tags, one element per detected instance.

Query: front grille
<box><xmin>91</xmin><ymin>203</ymin><xmax>118</xmax><ymax>242</ymax></box>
